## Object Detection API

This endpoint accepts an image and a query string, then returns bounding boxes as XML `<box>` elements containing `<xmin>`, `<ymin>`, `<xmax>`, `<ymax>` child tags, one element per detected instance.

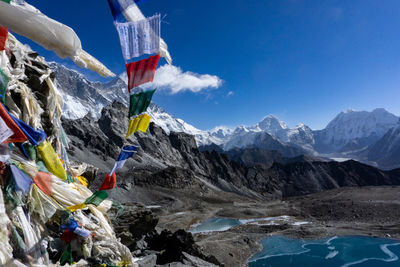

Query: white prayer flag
<box><xmin>116</xmin><ymin>14</ymin><xmax>160</xmax><ymax>61</ymax></box>
<box><xmin>0</xmin><ymin>116</ymin><xmax>13</xmax><ymax>144</ymax></box>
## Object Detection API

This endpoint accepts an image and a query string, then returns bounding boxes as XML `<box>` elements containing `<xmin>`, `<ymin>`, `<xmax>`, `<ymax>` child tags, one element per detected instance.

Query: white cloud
<box><xmin>142</xmin><ymin>65</ymin><xmax>222</xmax><ymax>94</ymax></box>
<box><xmin>226</xmin><ymin>91</ymin><xmax>234</xmax><ymax>97</ymax></box>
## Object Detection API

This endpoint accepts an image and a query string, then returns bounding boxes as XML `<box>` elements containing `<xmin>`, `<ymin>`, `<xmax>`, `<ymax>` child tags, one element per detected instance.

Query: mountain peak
<box><xmin>343</xmin><ymin>108</ymin><xmax>355</xmax><ymax>114</ymax></box>
<box><xmin>258</xmin><ymin>115</ymin><xmax>289</xmax><ymax>130</ymax></box>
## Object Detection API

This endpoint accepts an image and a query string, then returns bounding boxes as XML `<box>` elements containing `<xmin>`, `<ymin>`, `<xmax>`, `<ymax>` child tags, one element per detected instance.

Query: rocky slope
<box><xmin>63</xmin><ymin>102</ymin><xmax>400</xmax><ymax>200</ymax></box>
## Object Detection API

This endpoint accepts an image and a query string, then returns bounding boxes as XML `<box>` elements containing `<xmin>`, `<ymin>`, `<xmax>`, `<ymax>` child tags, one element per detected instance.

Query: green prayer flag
<box><xmin>37</xmin><ymin>160</ymin><xmax>50</xmax><ymax>173</ymax></box>
<box><xmin>0</xmin><ymin>69</ymin><xmax>9</xmax><ymax>104</ymax></box>
<box><xmin>23</xmin><ymin>143</ymin><xmax>37</xmax><ymax>161</ymax></box>
<box><xmin>67</xmin><ymin>174</ymin><xmax>74</xmax><ymax>184</ymax></box>
<box><xmin>128</xmin><ymin>89</ymin><xmax>156</xmax><ymax>118</ymax></box>
<box><xmin>60</xmin><ymin>244</ymin><xmax>73</xmax><ymax>265</ymax></box>
<box><xmin>0</xmin><ymin>0</ymin><xmax>11</xmax><ymax>4</ymax></box>
<box><xmin>85</xmin><ymin>190</ymin><xmax>108</xmax><ymax>206</ymax></box>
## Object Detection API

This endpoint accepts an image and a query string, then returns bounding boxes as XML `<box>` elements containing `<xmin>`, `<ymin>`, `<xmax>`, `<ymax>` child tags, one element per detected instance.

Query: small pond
<box><xmin>189</xmin><ymin>216</ymin><xmax>307</xmax><ymax>234</ymax></box>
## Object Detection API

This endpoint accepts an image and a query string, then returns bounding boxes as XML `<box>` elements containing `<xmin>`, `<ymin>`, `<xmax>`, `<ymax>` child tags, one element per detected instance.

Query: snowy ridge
<box><xmin>52</xmin><ymin>62</ymin><xmax>400</xmax><ymax>167</ymax></box>
<box><xmin>320</xmin><ymin>108</ymin><xmax>399</xmax><ymax>148</ymax></box>
<box><xmin>51</xmin><ymin>62</ymin><xmax>222</xmax><ymax>146</ymax></box>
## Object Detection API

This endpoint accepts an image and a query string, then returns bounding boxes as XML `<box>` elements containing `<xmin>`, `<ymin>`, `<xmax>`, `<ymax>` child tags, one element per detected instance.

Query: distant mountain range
<box><xmin>51</xmin><ymin>63</ymin><xmax>400</xmax><ymax>170</ymax></box>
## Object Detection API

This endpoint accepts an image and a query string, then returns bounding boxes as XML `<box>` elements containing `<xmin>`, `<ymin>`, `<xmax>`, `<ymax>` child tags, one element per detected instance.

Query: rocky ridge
<box><xmin>63</xmin><ymin>101</ymin><xmax>400</xmax><ymax>200</ymax></box>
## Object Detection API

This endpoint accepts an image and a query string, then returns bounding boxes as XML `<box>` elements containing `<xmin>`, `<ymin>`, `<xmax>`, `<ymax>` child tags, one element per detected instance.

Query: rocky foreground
<box><xmin>133</xmin><ymin>185</ymin><xmax>400</xmax><ymax>266</ymax></box>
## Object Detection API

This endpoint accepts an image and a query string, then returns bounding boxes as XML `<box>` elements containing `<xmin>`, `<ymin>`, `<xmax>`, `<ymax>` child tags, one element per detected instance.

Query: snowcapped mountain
<box><xmin>314</xmin><ymin>108</ymin><xmax>399</xmax><ymax>153</ymax></box>
<box><xmin>363</xmin><ymin>121</ymin><xmax>400</xmax><ymax>169</ymax></box>
<box><xmin>222</xmin><ymin>115</ymin><xmax>315</xmax><ymax>153</ymax></box>
<box><xmin>146</xmin><ymin>103</ymin><xmax>225</xmax><ymax>146</ymax></box>
<box><xmin>50</xmin><ymin>62</ymin><xmax>221</xmax><ymax>146</ymax></box>
<box><xmin>51</xmin><ymin>62</ymin><xmax>400</xmax><ymax>169</ymax></box>
<box><xmin>50</xmin><ymin>62</ymin><xmax>127</xmax><ymax>119</ymax></box>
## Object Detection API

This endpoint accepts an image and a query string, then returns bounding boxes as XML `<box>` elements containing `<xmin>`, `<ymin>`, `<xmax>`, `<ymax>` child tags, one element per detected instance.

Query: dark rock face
<box><xmin>108</xmin><ymin>204</ymin><xmax>158</xmax><ymax>251</ymax></box>
<box><xmin>145</xmin><ymin>230</ymin><xmax>221</xmax><ymax>266</ymax></box>
<box><xmin>107</xmin><ymin>203</ymin><xmax>221</xmax><ymax>266</ymax></box>
<box><xmin>270</xmin><ymin>160</ymin><xmax>400</xmax><ymax>197</ymax></box>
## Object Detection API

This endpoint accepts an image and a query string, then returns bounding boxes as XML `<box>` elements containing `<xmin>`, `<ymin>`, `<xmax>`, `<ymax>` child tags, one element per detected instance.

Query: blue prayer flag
<box><xmin>10</xmin><ymin>165</ymin><xmax>32</xmax><ymax>195</ymax></box>
<box><xmin>109</xmin><ymin>145</ymin><xmax>139</xmax><ymax>175</ymax></box>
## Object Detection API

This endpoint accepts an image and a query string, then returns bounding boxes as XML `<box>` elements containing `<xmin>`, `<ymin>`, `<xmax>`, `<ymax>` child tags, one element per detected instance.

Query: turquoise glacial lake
<box><xmin>249</xmin><ymin>236</ymin><xmax>400</xmax><ymax>267</ymax></box>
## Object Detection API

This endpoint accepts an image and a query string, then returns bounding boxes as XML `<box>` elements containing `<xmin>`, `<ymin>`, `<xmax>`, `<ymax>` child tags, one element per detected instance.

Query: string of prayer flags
<box><xmin>99</xmin><ymin>172</ymin><xmax>117</xmax><ymax>191</ymax></box>
<box><xmin>0</xmin><ymin>26</ymin><xmax>7</xmax><ymax>51</ymax></box>
<box><xmin>116</xmin><ymin>14</ymin><xmax>160</xmax><ymax>61</ymax></box>
<box><xmin>126</xmin><ymin>54</ymin><xmax>160</xmax><ymax>92</ymax></box>
<box><xmin>0</xmin><ymin>103</ymin><xmax>27</xmax><ymax>144</ymax></box>
<box><xmin>0</xmin><ymin>0</ymin><xmax>115</xmax><ymax>77</ymax></box>
<box><xmin>109</xmin><ymin>145</ymin><xmax>138</xmax><ymax>175</ymax></box>
<box><xmin>10</xmin><ymin>164</ymin><xmax>32</xmax><ymax>195</ymax></box>
<box><xmin>0</xmin><ymin>69</ymin><xmax>9</xmax><ymax>104</ymax></box>
<box><xmin>126</xmin><ymin>114</ymin><xmax>151</xmax><ymax>138</ymax></box>
<box><xmin>37</xmin><ymin>141</ymin><xmax>68</xmax><ymax>181</ymax></box>
<box><xmin>129</xmin><ymin>88</ymin><xmax>156</xmax><ymax>118</ymax></box>
<box><xmin>85</xmin><ymin>190</ymin><xmax>109</xmax><ymax>207</ymax></box>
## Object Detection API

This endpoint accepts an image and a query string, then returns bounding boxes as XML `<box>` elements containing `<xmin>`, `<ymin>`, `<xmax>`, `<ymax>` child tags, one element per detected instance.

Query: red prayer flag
<box><xmin>0</xmin><ymin>103</ymin><xmax>28</xmax><ymax>144</ymax></box>
<box><xmin>33</xmin><ymin>171</ymin><xmax>53</xmax><ymax>196</ymax></box>
<box><xmin>98</xmin><ymin>172</ymin><xmax>117</xmax><ymax>191</ymax></box>
<box><xmin>0</xmin><ymin>27</ymin><xmax>7</xmax><ymax>51</ymax></box>
<box><xmin>126</xmin><ymin>55</ymin><xmax>160</xmax><ymax>92</ymax></box>
<box><xmin>60</xmin><ymin>230</ymin><xmax>77</xmax><ymax>244</ymax></box>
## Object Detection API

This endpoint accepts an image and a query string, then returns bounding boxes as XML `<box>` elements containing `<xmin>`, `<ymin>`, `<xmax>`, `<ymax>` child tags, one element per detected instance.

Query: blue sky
<box><xmin>15</xmin><ymin>0</ymin><xmax>400</xmax><ymax>130</ymax></box>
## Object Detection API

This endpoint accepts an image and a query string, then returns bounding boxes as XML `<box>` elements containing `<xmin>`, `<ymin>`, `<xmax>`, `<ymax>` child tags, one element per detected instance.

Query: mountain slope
<box><xmin>362</xmin><ymin>123</ymin><xmax>400</xmax><ymax>169</ymax></box>
<box><xmin>51</xmin><ymin>62</ymin><xmax>221</xmax><ymax>146</ymax></box>
<box><xmin>314</xmin><ymin>108</ymin><xmax>399</xmax><ymax>153</ymax></box>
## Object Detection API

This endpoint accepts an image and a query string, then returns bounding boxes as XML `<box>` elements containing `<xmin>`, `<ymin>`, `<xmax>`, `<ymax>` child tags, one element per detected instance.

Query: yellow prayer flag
<box><xmin>126</xmin><ymin>114</ymin><xmax>151</xmax><ymax>139</ymax></box>
<box><xmin>37</xmin><ymin>141</ymin><xmax>67</xmax><ymax>181</ymax></box>
<box><xmin>76</xmin><ymin>176</ymin><xmax>88</xmax><ymax>187</ymax></box>
<box><xmin>67</xmin><ymin>203</ymin><xmax>86</xmax><ymax>212</ymax></box>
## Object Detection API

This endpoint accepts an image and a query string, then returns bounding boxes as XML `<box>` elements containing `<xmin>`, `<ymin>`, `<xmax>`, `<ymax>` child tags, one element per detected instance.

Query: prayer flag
<box><xmin>60</xmin><ymin>230</ymin><xmax>77</xmax><ymax>244</ymax></box>
<box><xmin>37</xmin><ymin>141</ymin><xmax>67</xmax><ymax>181</ymax></box>
<box><xmin>10</xmin><ymin>164</ymin><xmax>32</xmax><ymax>195</ymax></box>
<box><xmin>0</xmin><ymin>26</ymin><xmax>7</xmax><ymax>51</ymax></box>
<box><xmin>106</xmin><ymin>0</ymin><xmax>172</xmax><ymax>64</ymax></box>
<box><xmin>109</xmin><ymin>145</ymin><xmax>138</xmax><ymax>175</ymax></box>
<box><xmin>107</xmin><ymin>0</ymin><xmax>149</xmax><ymax>21</ymax></box>
<box><xmin>129</xmin><ymin>89</ymin><xmax>156</xmax><ymax>118</ymax></box>
<box><xmin>126</xmin><ymin>54</ymin><xmax>160</xmax><ymax>92</ymax></box>
<box><xmin>126</xmin><ymin>114</ymin><xmax>151</xmax><ymax>138</ymax></box>
<box><xmin>0</xmin><ymin>103</ymin><xmax>27</xmax><ymax>144</ymax></box>
<box><xmin>67</xmin><ymin>203</ymin><xmax>86</xmax><ymax>212</ymax></box>
<box><xmin>116</xmin><ymin>14</ymin><xmax>160</xmax><ymax>61</ymax></box>
<box><xmin>85</xmin><ymin>190</ymin><xmax>109</xmax><ymax>206</ymax></box>
<box><xmin>33</xmin><ymin>171</ymin><xmax>53</xmax><ymax>196</ymax></box>
<box><xmin>10</xmin><ymin>114</ymin><xmax>47</xmax><ymax>146</ymax></box>
<box><xmin>60</xmin><ymin>244</ymin><xmax>73</xmax><ymax>265</ymax></box>
<box><xmin>76</xmin><ymin>176</ymin><xmax>88</xmax><ymax>187</ymax></box>
<box><xmin>0</xmin><ymin>69</ymin><xmax>9</xmax><ymax>103</ymax></box>
<box><xmin>0</xmin><ymin>113</ymin><xmax>13</xmax><ymax>144</ymax></box>
<box><xmin>99</xmin><ymin>172</ymin><xmax>117</xmax><ymax>191</ymax></box>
